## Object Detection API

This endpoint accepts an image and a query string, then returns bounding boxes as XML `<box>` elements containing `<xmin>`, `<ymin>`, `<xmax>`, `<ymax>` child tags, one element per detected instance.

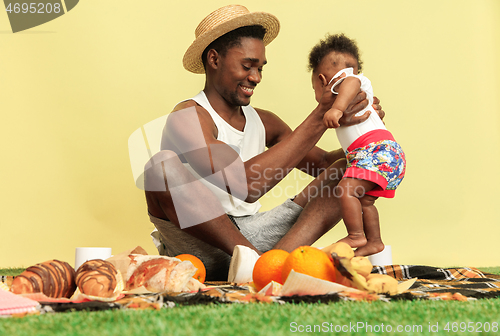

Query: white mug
<box><xmin>367</xmin><ymin>245</ymin><xmax>393</xmax><ymax>266</ymax></box>
<box><xmin>74</xmin><ymin>247</ymin><xmax>112</xmax><ymax>270</ymax></box>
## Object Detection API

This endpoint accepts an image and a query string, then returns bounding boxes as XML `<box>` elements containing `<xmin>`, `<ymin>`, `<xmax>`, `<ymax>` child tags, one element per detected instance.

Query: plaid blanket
<box><xmin>371</xmin><ymin>265</ymin><xmax>500</xmax><ymax>300</ymax></box>
<box><xmin>372</xmin><ymin>265</ymin><xmax>494</xmax><ymax>280</ymax></box>
<box><xmin>2</xmin><ymin>265</ymin><xmax>500</xmax><ymax>314</ymax></box>
<box><xmin>118</xmin><ymin>265</ymin><xmax>500</xmax><ymax>307</ymax></box>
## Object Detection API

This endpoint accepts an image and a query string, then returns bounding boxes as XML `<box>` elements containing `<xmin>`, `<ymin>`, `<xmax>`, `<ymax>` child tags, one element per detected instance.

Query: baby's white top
<box><xmin>330</xmin><ymin>68</ymin><xmax>386</xmax><ymax>151</ymax></box>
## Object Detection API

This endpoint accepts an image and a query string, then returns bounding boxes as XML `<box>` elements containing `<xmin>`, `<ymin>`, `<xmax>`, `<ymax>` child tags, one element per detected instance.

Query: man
<box><xmin>144</xmin><ymin>5</ymin><xmax>384</xmax><ymax>280</ymax></box>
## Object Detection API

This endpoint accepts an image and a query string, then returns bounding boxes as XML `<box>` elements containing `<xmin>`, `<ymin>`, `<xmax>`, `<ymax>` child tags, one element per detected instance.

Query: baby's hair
<box><xmin>308</xmin><ymin>33</ymin><xmax>363</xmax><ymax>73</ymax></box>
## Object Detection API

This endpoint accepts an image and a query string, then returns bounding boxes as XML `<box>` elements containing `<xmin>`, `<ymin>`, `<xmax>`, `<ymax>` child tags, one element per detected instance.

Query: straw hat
<box><xmin>183</xmin><ymin>5</ymin><xmax>280</xmax><ymax>74</ymax></box>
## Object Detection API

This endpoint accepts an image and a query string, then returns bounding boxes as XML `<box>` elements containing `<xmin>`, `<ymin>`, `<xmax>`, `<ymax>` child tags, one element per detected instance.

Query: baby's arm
<box><xmin>323</xmin><ymin>76</ymin><xmax>362</xmax><ymax>128</ymax></box>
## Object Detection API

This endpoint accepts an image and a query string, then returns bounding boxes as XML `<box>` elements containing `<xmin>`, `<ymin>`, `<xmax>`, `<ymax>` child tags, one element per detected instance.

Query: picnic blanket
<box><xmin>2</xmin><ymin>265</ymin><xmax>500</xmax><ymax>315</ymax></box>
<box><xmin>160</xmin><ymin>265</ymin><xmax>500</xmax><ymax>305</ymax></box>
<box><xmin>371</xmin><ymin>265</ymin><xmax>500</xmax><ymax>300</ymax></box>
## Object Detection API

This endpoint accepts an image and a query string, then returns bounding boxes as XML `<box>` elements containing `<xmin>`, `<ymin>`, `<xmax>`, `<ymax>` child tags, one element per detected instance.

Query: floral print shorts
<box><xmin>346</xmin><ymin>140</ymin><xmax>406</xmax><ymax>191</ymax></box>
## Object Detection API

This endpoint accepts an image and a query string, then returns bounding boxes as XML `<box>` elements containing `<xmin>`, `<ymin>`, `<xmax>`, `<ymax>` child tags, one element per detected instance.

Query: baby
<box><xmin>309</xmin><ymin>33</ymin><xmax>406</xmax><ymax>256</ymax></box>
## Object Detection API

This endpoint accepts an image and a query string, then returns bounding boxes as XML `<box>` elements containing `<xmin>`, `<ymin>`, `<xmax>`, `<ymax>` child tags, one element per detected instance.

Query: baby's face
<box><xmin>312</xmin><ymin>51</ymin><xmax>359</xmax><ymax>103</ymax></box>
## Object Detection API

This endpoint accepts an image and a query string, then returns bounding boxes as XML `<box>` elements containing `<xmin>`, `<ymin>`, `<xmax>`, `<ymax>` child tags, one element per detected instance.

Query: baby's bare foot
<box><xmin>354</xmin><ymin>242</ymin><xmax>384</xmax><ymax>257</ymax></box>
<box><xmin>337</xmin><ymin>235</ymin><xmax>367</xmax><ymax>249</ymax></box>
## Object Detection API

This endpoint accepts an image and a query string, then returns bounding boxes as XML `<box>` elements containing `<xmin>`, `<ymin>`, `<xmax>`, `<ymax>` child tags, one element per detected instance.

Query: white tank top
<box><xmin>182</xmin><ymin>91</ymin><xmax>265</xmax><ymax>216</ymax></box>
<box><xmin>331</xmin><ymin>68</ymin><xmax>387</xmax><ymax>151</ymax></box>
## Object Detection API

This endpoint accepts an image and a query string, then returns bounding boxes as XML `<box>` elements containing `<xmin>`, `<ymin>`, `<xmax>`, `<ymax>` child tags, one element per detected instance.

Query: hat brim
<box><xmin>183</xmin><ymin>12</ymin><xmax>280</xmax><ymax>74</ymax></box>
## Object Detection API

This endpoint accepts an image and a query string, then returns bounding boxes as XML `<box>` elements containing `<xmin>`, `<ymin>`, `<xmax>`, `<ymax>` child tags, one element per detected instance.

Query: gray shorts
<box><xmin>150</xmin><ymin>199</ymin><xmax>303</xmax><ymax>281</ymax></box>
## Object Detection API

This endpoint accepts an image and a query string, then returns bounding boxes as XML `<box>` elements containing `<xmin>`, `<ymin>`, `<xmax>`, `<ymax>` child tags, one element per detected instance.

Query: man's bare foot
<box><xmin>337</xmin><ymin>235</ymin><xmax>367</xmax><ymax>249</ymax></box>
<box><xmin>354</xmin><ymin>242</ymin><xmax>384</xmax><ymax>257</ymax></box>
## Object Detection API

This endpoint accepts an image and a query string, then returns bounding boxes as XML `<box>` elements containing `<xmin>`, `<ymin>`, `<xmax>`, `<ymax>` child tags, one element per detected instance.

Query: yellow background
<box><xmin>1</xmin><ymin>0</ymin><xmax>499</xmax><ymax>268</ymax></box>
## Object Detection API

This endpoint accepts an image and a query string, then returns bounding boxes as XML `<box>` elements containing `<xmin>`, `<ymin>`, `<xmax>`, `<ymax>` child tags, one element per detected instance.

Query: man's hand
<box><xmin>372</xmin><ymin>96</ymin><xmax>385</xmax><ymax>121</ymax></box>
<box><xmin>338</xmin><ymin>90</ymin><xmax>368</xmax><ymax>126</ymax></box>
<box><xmin>317</xmin><ymin>77</ymin><xmax>385</xmax><ymax>127</ymax></box>
<box><xmin>339</xmin><ymin>93</ymin><xmax>385</xmax><ymax>127</ymax></box>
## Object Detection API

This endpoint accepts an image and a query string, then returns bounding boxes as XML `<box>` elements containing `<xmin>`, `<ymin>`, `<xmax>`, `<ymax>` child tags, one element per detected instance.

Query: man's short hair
<box><xmin>201</xmin><ymin>25</ymin><xmax>267</xmax><ymax>70</ymax></box>
<box><xmin>308</xmin><ymin>33</ymin><xmax>363</xmax><ymax>73</ymax></box>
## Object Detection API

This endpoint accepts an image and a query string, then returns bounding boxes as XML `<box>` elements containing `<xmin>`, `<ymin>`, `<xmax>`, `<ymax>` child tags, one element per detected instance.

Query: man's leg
<box><xmin>273</xmin><ymin>159</ymin><xmax>346</xmax><ymax>251</ymax></box>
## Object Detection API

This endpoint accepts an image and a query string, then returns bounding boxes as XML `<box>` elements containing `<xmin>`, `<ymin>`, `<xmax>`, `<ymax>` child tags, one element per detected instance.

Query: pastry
<box><xmin>10</xmin><ymin>259</ymin><xmax>76</xmax><ymax>298</ymax></box>
<box><xmin>75</xmin><ymin>259</ymin><xmax>119</xmax><ymax>298</ymax></box>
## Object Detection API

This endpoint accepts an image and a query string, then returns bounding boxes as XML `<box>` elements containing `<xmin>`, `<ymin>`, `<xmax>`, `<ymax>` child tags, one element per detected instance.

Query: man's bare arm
<box><xmin>165</xmin><ymin>86</ymin><xmax>385</xmax><ymax>201</ymax></box>
<box><xmin>166</xmin><ymin>99</ymin><xmax>331</xmax><ymax>203</ymax></box>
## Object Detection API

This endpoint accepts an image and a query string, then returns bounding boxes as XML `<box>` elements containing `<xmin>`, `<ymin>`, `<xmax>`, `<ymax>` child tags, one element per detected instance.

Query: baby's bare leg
<box><xmin>336</xmin><ymin>178</ymin><xmax>376</xmax><ymax>248</ymax></box>
<box><xmin>353</xmin><ymin>195</ymin><xmax>384</xmax><ymax>256</ymax></box>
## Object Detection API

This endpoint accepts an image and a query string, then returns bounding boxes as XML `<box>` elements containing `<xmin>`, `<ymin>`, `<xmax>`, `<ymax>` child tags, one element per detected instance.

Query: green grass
<box><xmin>481</xmin><ymin>267</ymin><xmax>500</xmax><ymax>275</ymax></box>
<box><xmin>2</xmin><ymin>300</ymin><xmax>500</xmax><ymax>336</ymax></box>
<box><xmin>1</xmin><ymin>268</ymin><xmax>25</xmax><ymax>276</ymax></box>
<box><xmin>1</xmin><ymin>268</ymin><xmax>499</xmax><ymax>336</ymax></box>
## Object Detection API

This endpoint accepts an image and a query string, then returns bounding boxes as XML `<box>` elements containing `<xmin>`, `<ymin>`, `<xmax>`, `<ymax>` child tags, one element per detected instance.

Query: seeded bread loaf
<box><xmin>125</xmin><ymin>255</ymin><xmax>196</xmax><ymax>292</ymax></box>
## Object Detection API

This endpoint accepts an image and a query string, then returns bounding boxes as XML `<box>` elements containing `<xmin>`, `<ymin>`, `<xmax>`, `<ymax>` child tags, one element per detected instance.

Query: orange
<box><xmin>252</xmin><ymin>249</ymin><xmax>290</xmax><ymax>291</ymax></box>
<box><xmin>175</xmin><ymin>254</ymin><xmax>206</xmax><ymax>283</ymax></box>
<box><xmin>281</xmin><ymin>246</ymin><xmax>337</xmax><ymax>283</ymax></box>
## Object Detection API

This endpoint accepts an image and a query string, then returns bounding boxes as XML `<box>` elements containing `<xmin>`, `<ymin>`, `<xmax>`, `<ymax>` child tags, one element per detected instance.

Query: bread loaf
<box><xmin>125</xmin><ymin>255</ymin><xmax>196</xmax><ymax>292</ymax></box>
<box><xmin>75</xmin><ymin>259</ymin><xmax>118</xmax><ymax>298</ymax></box>
<box><xmin>10</xmin><ymin>259</ymin><xmax>76</xmax><ymax>298</ymax></box>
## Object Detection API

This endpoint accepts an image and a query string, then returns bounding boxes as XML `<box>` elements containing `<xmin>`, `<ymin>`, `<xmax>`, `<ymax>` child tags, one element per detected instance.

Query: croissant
<box><xmin>10</xmin><ymin>259</ymin><xmax>76</xmax><ymax>298</ymax></box>
<box><xmin>75</xmin><ymin>259</ymin><xmax>118</xmax><ymax>298</ymax></box>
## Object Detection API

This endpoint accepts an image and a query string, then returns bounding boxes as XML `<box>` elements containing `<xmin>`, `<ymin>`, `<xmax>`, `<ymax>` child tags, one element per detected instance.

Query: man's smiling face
<box><xmin>215</xmin><ymin>37</ymin><xmax>266</xmax><ymax>107</ymax></box>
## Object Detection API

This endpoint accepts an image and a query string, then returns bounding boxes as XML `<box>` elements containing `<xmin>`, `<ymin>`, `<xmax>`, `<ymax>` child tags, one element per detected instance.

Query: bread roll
<box><xmin>125</xmin><ymin>255</ymin><xmax>196</xmax><ymax>292</ymax></box>
<box><xmin>10</xmin><ymin>259</ymin><xmax>76</xmax><ymax>298</ymax></box>
<box><xmin>75</xmin><ymin>259</ymin><xmax>118</xmax><ymax>298</ymax></box>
